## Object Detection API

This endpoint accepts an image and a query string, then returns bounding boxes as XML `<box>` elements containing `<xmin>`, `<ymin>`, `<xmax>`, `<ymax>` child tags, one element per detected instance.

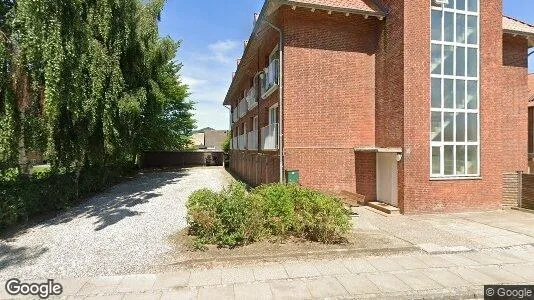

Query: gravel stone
<box><xmin>0</xmin><ymin>167</ymin><xmax>230</xmax><ymax>281</ymax></box>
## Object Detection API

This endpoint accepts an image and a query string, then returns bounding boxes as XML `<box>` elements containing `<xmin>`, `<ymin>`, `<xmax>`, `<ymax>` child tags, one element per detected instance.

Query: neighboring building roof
<box><xmin>204</xmin><ymin>130</ymin><xmax>229</xmax><ymax>150</ymax></box>
<box><xmin>503</xmin><ymin>16</ymin><xmax>534</xmax><ymax>46</ymax></box>
<box><xmin>279</xmin><ymin>0</ymin><xmax>385</xmax><ymax>17</ymax></box>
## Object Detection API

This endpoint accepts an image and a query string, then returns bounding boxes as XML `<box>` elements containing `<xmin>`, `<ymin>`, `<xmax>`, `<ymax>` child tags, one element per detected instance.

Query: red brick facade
<box><xmin>226</xmin><ymin>0</ymin><xmax>531</xmax><ymax>213</ymax></box>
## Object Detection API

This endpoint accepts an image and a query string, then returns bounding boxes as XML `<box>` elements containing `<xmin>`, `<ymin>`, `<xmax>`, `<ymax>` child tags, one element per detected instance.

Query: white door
<box><xmin>376</xmin><ymin>153</ymin><xmax>398</xmax><ymax>207</ymax></box>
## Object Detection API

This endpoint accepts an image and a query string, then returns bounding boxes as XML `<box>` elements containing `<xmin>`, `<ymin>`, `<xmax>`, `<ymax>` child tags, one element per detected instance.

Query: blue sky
<box><xmin>159</xmin><ymin>0</ymin><xmax>534</xmax><ymax>130</ymax></box>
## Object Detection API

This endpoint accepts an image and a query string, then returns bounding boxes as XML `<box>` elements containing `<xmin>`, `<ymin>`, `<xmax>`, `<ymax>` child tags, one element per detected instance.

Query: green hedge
<box><xmin>186</xmin><ymin>182</ymin><xmax>351</xmax><ymax>248</ymax></box>
<box><xmin>0</xmin><ymin>165</ymin><xmax>136</xmax><ymax>230</ymax></box>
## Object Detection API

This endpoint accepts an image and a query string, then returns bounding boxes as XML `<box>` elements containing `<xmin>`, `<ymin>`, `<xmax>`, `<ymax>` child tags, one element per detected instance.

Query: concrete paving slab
<box><xmin>462</xmin><ymin>252</ymin><xmax>505</xmax><ymax>265</ymax></box>
<box><xmin>418</xmin><ymin>243</ymin><xmax>472</xmax><ymax>254</ymax></box>
<box><xmin>392</xmin><ymin>255</ymin><xmax>430</xmax><ymax>270</ymax></box>
<box><xmin>159</xmin><ymin>288</ymin><xmax>198</xmax><ymax>300</ymax></box>
<box><xmin>198</xmin><ymin>285</ymin><xmax>234</xmax><ymax>300</ymax></box>
<box><xmin>437</xmin><ymin>253</ymin><xmax>480</xmax><ymax>266</ymax></box>
<box><xmin>365</xmin><ymin>273</ymin><xmax>411</xmax><ymax>293</ymax></box>
<box><xmin>234</xmin><ymin>283</ymin><xmax>273</xmax><ymax>300</ymax></box>
<box><xmin>393</xmin><ymin>270</ymin><xmax>443</xmax><ymax>291</ymax></box>
<box><xmin>152</xmin><ymin>271</ymin><xmax>190</xmax><ymax>290</ymax></box>
<box><xmin>501</xmin><ymin>264</ymin><xmax>534</xmax><ymax>281</ymax></box>
<box><xmin>481</xmin><ymin>250</ymin><xmax>527</xmax><ymax>264</ymax></box>
<box><xmin>282</xmin><ymin>262</ymin><xmax>320</xmax><ymax>278</ymax></box>
<box><xmin>221</xmin><ymin>267</ymin><xmax>255</xmax><ymax>284</ymax></box>
<box><xmin>121</xmin><ymin>292</ymin><xmax>162</xmax><ymax>300</ymax></box>
<box><xmin>316</xmin><ymin>259</ymin><xmax>350</xmax><ymax>276</ymax></box>
<box><xmin>422</xmin><ymin>269</ymin><xmax>470</xmax><ymax>288</ymax></box>
<box><xmin>449</xmin><ymin>267</ymin><xmax>498</xmax><ymax>285</ymax></box>
<box><xmin>342</xmin><ymin>258</ymin><xmax>377</xmax><ymax>274</ymax></box>
<box><xmin>413</xmin><ymin>254</ymin><xmax>456</xmax><ymax>268</ymax></box>
<box><xmin>115</xmin><ymin>274</ymin><xmax>157</xmax><ymax>293</ymax></box>
<box><xmin>471</xmin><ymin>265</ymin><xmax>525</xmax><ymax>284</ymax></box>
<box><xmin>305</xmin><ymin>277</ymin><xmax>349</xmax><ymax>298</ymax></box>
<box><xmin>84</xmin><ymin>295</ymin><xmax>123</xmax><ymax>300</ymax></box>
<box><xmin>76</xmin><ymin>275</ymin><xmax>123</xmax><ymax>296</ymax></box>
<box><xmin>253</xmin><ymin>265</ymin><xmax>288</xmax><ymax>281</ymax></box>
<box><xmin>366</xmin><ymin>257</ymin><xmax>404</xmax><ymax>272</ymax></box>
<box><xmin>189</xmin><ymin>269</ymin><xmax>222</xmax><ymax>286</ymax></box>
<box><xmin>270</xmin><ymin>280</ymin><xmax>312</xmax><ymax>300</ymax></box>
<box><xmin>56</xmin><ymin>277</ymin><xmax>88</xmax><ymax>296</ymax></box>
<box><xmin>336</xmin><ymin>274</ymin><xmax>380</xmax><ymax>295</ymax></box>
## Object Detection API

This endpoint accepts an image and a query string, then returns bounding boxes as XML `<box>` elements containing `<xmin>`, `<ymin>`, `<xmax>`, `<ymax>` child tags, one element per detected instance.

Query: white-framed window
<box><xmin>269</xmin><ymin>104</ymin><xmax>278</xmax><ymax>125</ymax></box>
<box><xmin>430</xmin><ymin>0</ymin><xmax>480</xmax><ymax>178</ymax></box>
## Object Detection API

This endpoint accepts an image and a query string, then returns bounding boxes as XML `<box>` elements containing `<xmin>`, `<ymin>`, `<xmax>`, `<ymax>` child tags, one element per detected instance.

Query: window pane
<box><xmin>431</xmin><ymin>44</ymin><xmax>442</xmax><ymax>74</ymax></box>
<box><xmin>456</xmin><ymin>46</ymin><xmax>465</xmax><ymax>76</ymax></box>
<box><xmin>456</xmin><ymin>0</ymin><xmax>465</xmax><ymax>10</ymax></box>
<box><xmin>467</xmin><ymin>48</ymin><xmax>477</xmax><ymax>77</ymax></box>
<box><xmin>456</xmin><ymin>112</ymin><xmax>465</xmax><ymax>142</ymax></box>
<box><xmin>467</xmin><ymin>113</ymin><xmax>478</xmax><ymax>142</ymax></box>
<box><xmin>444</xmin><ymin>145</ymin><xmax>454</xmax><ymax>175</ymax></box>
<box><xmin>467</xmin><ymin>145</ymin><xmax>478</xmax><ymax>174</ymax></box>
<box><xmin>467</xmin><ymin>80</ymin><xmax>478</xmax><ymax>109</ymax></box>
<box><xmin>431</xmin><ymin>78</ymin><xmax>441</xmax><ymax>108</ymax></box>
<box><xmin>444</xmin><ymin>46</ymin><xmax>454</xmax><ymax>75</ymax></box>
<box><xmin>444</xmin><ymin>112</ymin><xmax>454</xmax><ymax>142</ymax></box>
<box><xmin>456</xmin><ymin>79</ymin><xmax>465</xmax><ymax>109</ymax></box>
<box><xmin>444</xmin><ymin>0</ymin><xmax>455</xmax><ymax>9</ymax></box>
<box><xmin>431</xmin><ymin>10</ymin><xmax>442</xmax><ymax>41</ymax></box>
<box><xmin>444</xmin><ymin>12</ymin><xmax>454</xmax><ymax>42</ymax></box>
<box><xmin>431</xmin><ymin>112</ymin><xmax>442</xmax><ymax>141</ymax></box>
<box><xmin>444</xmin><ymin>79</ymin><xmax>454</xmax><ymax>108</ymax></box>
<box><xmin>467</xmin><ymin>16</ymin><xmax>478</xmax><ymax>44</ymax></box>
<box><xmin>432</xmin><ymin>146</ymin><xmax>441</xmax><ymax>175</ymax></box>
<box><xmin>456</xmin><ymin>14</ymin><xmax>465</xmax><ymax>43</ymax></box>
<box><xmin>456</xmin><ymin>145</ymin><xmax>466</xmax><ymax>174</ymax></box>
<box><xmin>431</xmin><ymin>0</ymin><xmax>442</xmax><ymax>7</ymax></box>
<box><xmin>467</xmin><ymin>0</ymin><xmax>478</xmax><ymax>12</ymax></box>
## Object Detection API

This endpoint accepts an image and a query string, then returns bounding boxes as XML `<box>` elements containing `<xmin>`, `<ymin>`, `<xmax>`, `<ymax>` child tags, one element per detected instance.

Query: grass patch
<box><xmin>186</xmin><ymin>182</ymin><xmax>351</xmax><ymax>249</ymax></box>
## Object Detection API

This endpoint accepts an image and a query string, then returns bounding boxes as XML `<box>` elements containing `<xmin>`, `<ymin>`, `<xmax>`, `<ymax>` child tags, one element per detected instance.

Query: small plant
<box><xmin>186</xmin><ymin>182</ymin><xmax>351</xmax><ymax>248</ymax></box>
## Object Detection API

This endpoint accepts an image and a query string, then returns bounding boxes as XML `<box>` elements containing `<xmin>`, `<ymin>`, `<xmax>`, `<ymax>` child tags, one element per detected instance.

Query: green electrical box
<box><xmin>286</xmin><ymin>170</ymin><xmax>300</xmax><ymax>184</ymax></box>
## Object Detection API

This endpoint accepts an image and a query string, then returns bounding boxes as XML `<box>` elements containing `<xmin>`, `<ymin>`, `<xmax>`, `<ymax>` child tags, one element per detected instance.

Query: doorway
<box><xmin>376</xmin><ymin>153</ymin><xmax>398</xmax><ymax>207</ymax></box>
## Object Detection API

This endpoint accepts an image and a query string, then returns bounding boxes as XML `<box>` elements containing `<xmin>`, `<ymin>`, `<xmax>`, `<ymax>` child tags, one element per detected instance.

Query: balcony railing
<box><xmin>261</xmin><ymin>123</ymin><xmax>279</xmax><ymax>150</ymax></box>
<box><xmin>261</xmin><ymin>59</ymin><xmax>280</xmax><ymax>99</ymax></box>
<box><xmin>238</xmin><ymin>134</ymin><xmax>246</xmax><ymax>150</ymax></box>
<box><xmin>232</xmin><ymin>109</ymin><xmax>238</xmax><ymax>123</ymax></box>
<box><xmin>246</xmin><ymin>86</ymin><xmax>257</xmax><ymax>110</ymax></box>
<box><xmin>238</xmin><ymin>98</ymin><xmax>247</xmax><ymax>118</ymax></box>
<box><xmin>247</xmin><ymin>130</ymin><xmax>258</xmax><ymax>150</ymax></box>
<box><xmin>231</xmin><ymin>136</ymin><xmax>238</xmax><ymax>150</ymax></box>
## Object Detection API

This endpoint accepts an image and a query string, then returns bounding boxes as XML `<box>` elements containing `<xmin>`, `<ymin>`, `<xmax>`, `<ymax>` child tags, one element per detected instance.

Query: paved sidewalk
<box><xmin>2</xmin><ymin>245</ymin><xmax>534</xmax><ymax>299</ymax></box>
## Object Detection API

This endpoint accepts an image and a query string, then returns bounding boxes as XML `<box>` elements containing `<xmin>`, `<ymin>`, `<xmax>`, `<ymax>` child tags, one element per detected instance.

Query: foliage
<box><xmin>0</xmin><ymin>0</ymin><xmax>195</xmax><ymax>174</ymax></box>
<box><xmin>0</xmin><ymin>164</ymin><xmax>136</xmax><ymax>230</ymax></box>
<box><xmin>222</xmin><ymin>133</ymin><xmax>231</xmax><ymax>155</ymax></box>
<box><xmin>186</xmin><ymin>183</ymin><xmax>351</xmax><ymax>248</ymax></box>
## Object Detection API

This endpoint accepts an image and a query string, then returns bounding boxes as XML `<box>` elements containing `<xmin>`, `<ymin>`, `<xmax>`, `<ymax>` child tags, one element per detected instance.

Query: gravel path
<box><xmin>0</xmin><ymin>167</ymin><xmax>230</xmax><ymax>281</ymax></box>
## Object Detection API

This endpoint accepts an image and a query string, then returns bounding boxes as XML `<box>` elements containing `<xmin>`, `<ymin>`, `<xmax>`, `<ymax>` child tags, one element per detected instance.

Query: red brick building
<box><xmin>224</xmin><ymin>0</ymin><xmax>533</xmax><ymax>214</ymax></box>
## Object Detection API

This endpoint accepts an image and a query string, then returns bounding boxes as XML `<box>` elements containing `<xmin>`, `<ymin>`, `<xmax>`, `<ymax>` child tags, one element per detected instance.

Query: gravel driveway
<box><xmin>0</xmin><ymin>167</ymin><xmax>230</xmax><ymax>281</ymax></box>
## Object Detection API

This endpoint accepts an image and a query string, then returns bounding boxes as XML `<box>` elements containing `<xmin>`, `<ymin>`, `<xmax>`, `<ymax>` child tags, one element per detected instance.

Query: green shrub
<box><xmin>186</xmin><ymin>182</ymin><xmax>351</xmax><ymax>248</ymax></box>
<box><xmin>0</xmin><ymin>164</ymin><xmax>136</xmax><ymax>230</ymax></box>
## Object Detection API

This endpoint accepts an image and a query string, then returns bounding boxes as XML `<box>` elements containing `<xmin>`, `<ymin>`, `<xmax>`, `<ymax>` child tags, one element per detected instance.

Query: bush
<box><xmin>186</xmin><ymin>182</ymin><xmax>351</xmax><ymax>248</ymax></box>
<box><xmin>0</xmin><ymin>164</ymin><xmax>136</xmax><ymax>230</ymax></box>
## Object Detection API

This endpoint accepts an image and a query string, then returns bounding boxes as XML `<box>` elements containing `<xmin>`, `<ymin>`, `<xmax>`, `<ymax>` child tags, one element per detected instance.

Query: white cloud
<box><xmin>179</xmin><ymin>39</ymin><xmax>242</xmax><ymax>129</ymax></box>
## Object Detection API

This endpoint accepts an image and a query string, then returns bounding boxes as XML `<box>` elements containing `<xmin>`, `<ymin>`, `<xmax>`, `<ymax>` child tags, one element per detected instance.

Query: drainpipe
<box><xmin>260</xmin><ymin>19</ymin><xmax>284</xmax><ymax>183</ymax></box>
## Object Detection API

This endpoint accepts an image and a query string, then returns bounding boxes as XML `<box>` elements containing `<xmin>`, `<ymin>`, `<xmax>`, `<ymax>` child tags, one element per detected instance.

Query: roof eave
<box><xmin>503</xmin><ymin>30</ymin><xmax>534</xmax><ymax>47</ymax></box>
<box><xmin>279</xmin><ymin>0</ymin><xmax>386</xmax><ymax>18</ymax></box>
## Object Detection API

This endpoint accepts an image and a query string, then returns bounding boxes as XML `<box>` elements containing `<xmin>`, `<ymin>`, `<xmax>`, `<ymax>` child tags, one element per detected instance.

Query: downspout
<box><xmin>260</xmin><ymin>19</ymin><xmax>285</xmax><ymax>183</ymax></box>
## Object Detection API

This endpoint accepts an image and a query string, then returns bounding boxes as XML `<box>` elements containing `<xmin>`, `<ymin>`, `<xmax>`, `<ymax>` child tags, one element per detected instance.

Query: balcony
<box><xmin>247</xmin><ymin>130</ymin><xmax>258</xmax><ymax>150</ymax></box>
<box><xmin>238</xmin><ymin>134</ymin><xmax>246</xmax><ymax>150</ymax></box>
<box><xmin>261</xmin><ymin>123</ymin><xmax>279</xmax><ymax>150</ymax></box>
<box><xmin>232</xmin><ymin>109</ymin><xmax>238</xmax><ymax>123</ymax></box>
<box><xmin>246</xmin><ymin>86</ymin><xmax>257</xmax><ymax>110</ymax></box>
<box><xmin>231</xmin><ymin>136</ymin><xmax>238</xmax><ymax>149</ymax></box>
<box><xmin>261</xmin><ymin>59</ymin><xmax>280</xmax><ymax>99</ymax></box>
<box><xmin>238</xmin><ymin>98</ymin><xmax>247</xmax><ymax>118</ymax></box>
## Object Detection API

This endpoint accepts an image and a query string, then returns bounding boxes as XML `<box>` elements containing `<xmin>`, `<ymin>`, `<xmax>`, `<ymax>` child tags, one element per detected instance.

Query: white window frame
<box><xmin>429</xmin><ymin>0</ymin><xmax>480</xmax><ymax>179</ymax></box>
<box><xmin>269</xmin><ymin>104</ymin><xmax>279</xmax><ymax>125</ymax></box>
<box><xmin>253</xmin><ymin>115</ymin><xmax>259</xmax><ymax>131</ymax></box>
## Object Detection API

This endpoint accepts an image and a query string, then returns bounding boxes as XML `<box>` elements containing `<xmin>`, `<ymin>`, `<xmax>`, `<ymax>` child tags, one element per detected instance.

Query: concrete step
<box><xmin>367</xmin><ymin>201</ymin><xmax>401</xmax><ymax>215</ymax></box>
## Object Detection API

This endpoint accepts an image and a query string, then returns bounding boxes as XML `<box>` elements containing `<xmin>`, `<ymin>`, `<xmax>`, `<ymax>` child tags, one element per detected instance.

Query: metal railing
<box><xmin>238</xmin><ymin>134</ymin><xmax>246</xmax><ymax>150</ymax></box>
<box><xmin>238</xmin><ymin>98</ymin><xmax>247</xmax><ymax>118</ymax></box>
<box><xmin>261</xmin><ymin>123</ymin><xmax>279</xmax><ymax>150</ymax></box>
<box><xmin>246</xmin><ymin>86</ymin><xmax>258</xmax><ymax>110</ymax></box>
<box><xmin>247</xmin><ymin>130</ymin><xmax>258</xmax><ymax>150</ymax></box>
<box><xmin>231</xmin><ymin>136</ymin><xmax>238</xmax><ymax>150</ymax></box>
<box><xmin>261</xmin><ymin>59</ymin><xmax>280</xmax><ymax>98</ymax></box>
<box><xmin>232</xmin><ymin>109</ymin><xmax>238</xmax><ymax>123</ymax></box>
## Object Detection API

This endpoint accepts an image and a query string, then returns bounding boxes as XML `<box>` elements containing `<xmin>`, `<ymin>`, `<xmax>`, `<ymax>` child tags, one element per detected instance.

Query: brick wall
<box><xmin>521</xmin><ymin>173</ymin><xmax>534</xmax><ymax>210</ymax></box>
<box><xmin>281</xmin><ymin>7</ymin><xmax>379</xmax><ymax>194</ymax></box>
<box><xmin>503</xmin><ymin>173</ymin><xmax>520</xmax><ymax>208</ymax></box>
